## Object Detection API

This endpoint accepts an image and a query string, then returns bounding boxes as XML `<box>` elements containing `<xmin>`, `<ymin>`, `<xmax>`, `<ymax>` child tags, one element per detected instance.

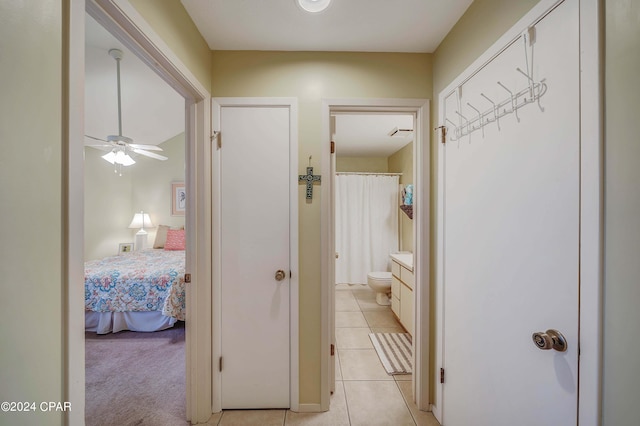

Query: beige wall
<box><xmin>84</xmin><ymin>148</ymin><xmax>133</xmax><ymax>260</ymax></box>
<box><xmin>84</xmin><ymin>133</ymin><xmax>185</xmax><ymax>260</ymax></box>
<box><xmin>212</xmin><ymin>50</ymin><xmax>432</xmax><ymax>403</ymax></box>
<box><xmin>131</xmin><ymin>133</ymin><xmax>186</xmax><ymax>245</ymax></box>
<box><xmin>336</xmin><ymin>157</ymin><xmax>388</xmax><ymax>173</ymax></box>
<box><xmin>0</xmin><ymin>1</ymin><xmax>64</xmax><ymax>424</ymax></box>
<box><xmin>129</xmin><ymin>0</ymin><xmax>212</xmax><ymax>93</ymax></box>
<box><xmin>389</xmin><ymin>142</ymin><xmax>414</xmax><ymax>252</ymax></box>
<box><xmin>603</xmin><ymin>0</ymin><xmax>640</xmax><ymax>424</ymax></box>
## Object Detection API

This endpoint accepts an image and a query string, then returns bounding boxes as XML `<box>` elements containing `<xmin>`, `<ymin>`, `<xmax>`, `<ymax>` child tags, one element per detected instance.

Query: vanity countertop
<box><xmin>390</xmin><ymin>253</ymin><xmax>413</xmax><ymax>271</ymax></box>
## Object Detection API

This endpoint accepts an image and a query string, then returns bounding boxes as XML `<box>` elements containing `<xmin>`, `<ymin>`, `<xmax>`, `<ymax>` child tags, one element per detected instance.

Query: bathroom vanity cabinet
<box><xmin>390</xmin><ymin>253</ymin><xmax>414</xmax><ymax>336</ymax></box>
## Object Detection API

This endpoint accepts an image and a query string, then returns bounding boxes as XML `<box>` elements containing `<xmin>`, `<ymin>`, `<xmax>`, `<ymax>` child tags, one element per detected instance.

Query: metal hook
<box><xmin>481</xmin><ymin>93</ymin><xmax>500</xmax><ymax>131</ymax></box>
<box><xmin>467</xmin><ymin>102</ymin><xmax>484</xmax><ymax>138</ymax></box>
<box><xmin>516</xmin><ymin>67</ymin><xmax>534</xmax><ymax>83</ymax></box>
<box><xmin>455</xmin><ymin>111</ymin><xmax>471</xmax><ymax>143</ymax></box>
<box><xmin>497</xmin><ymin>81</ymin><xmax>520</xmax><ymax>122</ymax></box>
<box><xmin>536</xmin><ymin>80</ymin><xmax>547</xmax><ymax>112</ymax></box>
<box><xmin>516</xmin><ymin>67</ymin><xmax>535</xmax><ymax>100</ymax></box>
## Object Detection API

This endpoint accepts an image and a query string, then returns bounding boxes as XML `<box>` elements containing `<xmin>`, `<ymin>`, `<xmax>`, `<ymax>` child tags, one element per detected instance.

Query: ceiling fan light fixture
<box><xmin>102</xmin><ymin>149</ymin><xmax>135</xmax><ymax>166</ymax></box>
<box><xmin>116</xmin><ymin>150</ymin><xmax>136</xmax><ymax>166</ymax></box>
<box><xmin>85</xmin><ymin>47</ymin><xmax>167</xmax><ymax>172</ymax></box>
<box><xmin>101</xmin><ymin>151</ymin><xmax>117</xmax><ymax>165</ymax></box>
<box><xmin>296</xmin><ymin>0</ymin><xmax>331</xmax><ymax>13</ymax></box>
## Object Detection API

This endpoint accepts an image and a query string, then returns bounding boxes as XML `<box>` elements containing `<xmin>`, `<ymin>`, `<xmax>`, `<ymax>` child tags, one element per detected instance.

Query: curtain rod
<box><xmin>335</xmin><ymin>172</ymin><xmax>403</xmax><ymax>176</ymax></box>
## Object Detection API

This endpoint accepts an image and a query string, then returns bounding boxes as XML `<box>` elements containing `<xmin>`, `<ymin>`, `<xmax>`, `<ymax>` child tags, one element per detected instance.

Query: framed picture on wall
<box><xmin>171</xmin><ymin>182</ymin><xmax>186</xmax><ymax>216</ymax></box>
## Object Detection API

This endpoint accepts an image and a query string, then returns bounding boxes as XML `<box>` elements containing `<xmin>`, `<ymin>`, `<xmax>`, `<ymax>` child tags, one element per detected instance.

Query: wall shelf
<box><xmin>400</xmin><ymin>204</ymin><xmax>413</xmax><ymax>219</ymax></box>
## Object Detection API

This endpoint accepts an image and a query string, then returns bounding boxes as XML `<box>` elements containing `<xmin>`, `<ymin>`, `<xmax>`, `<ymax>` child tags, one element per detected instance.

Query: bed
<box><xmin>85</xmin><ymin>249</ymin><xmax>186</xmax><ymax>334</ymax></box>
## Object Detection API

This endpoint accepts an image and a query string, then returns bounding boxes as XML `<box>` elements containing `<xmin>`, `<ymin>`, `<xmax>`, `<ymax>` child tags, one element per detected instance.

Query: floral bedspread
<box><xmin>85</xmin><ymin>249</ymin><xmax>186</xmax><ymax>320</ymax></box>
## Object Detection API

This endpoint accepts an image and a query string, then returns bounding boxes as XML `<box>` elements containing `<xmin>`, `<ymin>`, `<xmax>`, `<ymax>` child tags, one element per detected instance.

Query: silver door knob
<box><xmin>532</xmin><ymin>329</ymin><xmax>567</xmax><ymax>352</ymax></box>
<box><xmin>275</xmin><ymin>270</ymin><xmax>286</xmax><ymax>281</ymax></box>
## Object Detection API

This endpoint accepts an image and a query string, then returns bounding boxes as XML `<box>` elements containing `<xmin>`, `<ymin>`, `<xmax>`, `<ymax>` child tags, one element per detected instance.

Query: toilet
<box><xmin>367</xmin><ymin>271</ymin><xmax>393</xmax><ymax>305</ymax></box>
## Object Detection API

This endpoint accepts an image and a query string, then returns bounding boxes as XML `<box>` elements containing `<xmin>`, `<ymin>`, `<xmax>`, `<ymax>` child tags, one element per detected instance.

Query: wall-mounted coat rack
<box><xmin>445</xmin><ymin>28</ymin><xmax>548</xmax><ymax>142</ymax></box>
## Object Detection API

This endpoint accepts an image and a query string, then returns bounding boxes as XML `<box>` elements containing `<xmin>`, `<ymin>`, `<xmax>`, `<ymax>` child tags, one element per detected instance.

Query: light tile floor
<box><xmin>206</xmin><ymin>284</ymin><xmax>440</xmax><ymax>426</ymax></box>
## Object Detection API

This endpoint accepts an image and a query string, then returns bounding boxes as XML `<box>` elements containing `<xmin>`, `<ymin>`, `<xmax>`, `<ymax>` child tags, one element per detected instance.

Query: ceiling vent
<box><xmin>388</xmin><ymin>127</ymin><xmax>414</xmax><ymax>137</ymax></box>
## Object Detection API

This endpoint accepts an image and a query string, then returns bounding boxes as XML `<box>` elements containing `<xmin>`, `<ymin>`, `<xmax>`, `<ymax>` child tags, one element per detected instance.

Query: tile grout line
<box><xmin>336</xmin><ymin>286</ymin><xmax>416</xmax><ymax>425</ymax></box>
<box><xmin>339</xmin><ymin>380</ymin><xmax>353</xmax><ymax>426</ymax></box>
<box><xmin>394</xmin><ymin>379</ymin><xmax>419</xmax><ymax>426</ymax></box>
<box><xmin>341</xmin><ymin>288</ymin><xmax>357</xmax><ymax>426</ymax></box>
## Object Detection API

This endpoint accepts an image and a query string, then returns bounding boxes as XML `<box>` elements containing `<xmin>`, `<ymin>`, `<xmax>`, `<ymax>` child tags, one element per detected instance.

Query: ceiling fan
<box><xmin>85</xmin><ymin>48</ymin><xmax>168</xmax><ymax>174</ymax></box>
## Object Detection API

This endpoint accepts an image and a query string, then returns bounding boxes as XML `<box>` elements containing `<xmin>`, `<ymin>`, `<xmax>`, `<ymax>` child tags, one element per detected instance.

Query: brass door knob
<box><xmin>532</xmin><ymin>329</ymin><xmax>567</xmax><ymax>352</ymax></box>
<box><xmin>275</xmin><ymin>270</ymin><xmax>286</xmax><ymax>281</ymax></box>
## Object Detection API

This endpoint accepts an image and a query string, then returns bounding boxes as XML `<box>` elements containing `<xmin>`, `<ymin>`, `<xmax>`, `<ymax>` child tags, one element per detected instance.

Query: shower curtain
<box><xmin>335</xmin><ymin>174</ymin><xmax>399</xmax><ymax>285</ymax></box>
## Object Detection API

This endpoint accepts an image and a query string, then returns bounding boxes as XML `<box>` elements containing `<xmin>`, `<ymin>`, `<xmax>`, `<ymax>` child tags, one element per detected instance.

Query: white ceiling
<box><xmin>333</xmin><ymin>114</ymin><xmax>414</xmax><ymax>157</ymax></box>
<box><xmin>86</xmin><ymin>0</ymin><xmax>473</xmax><ymax>156</ymax></box>
<box><xmin>181</xmin><ymin>0</ymin><xmax>474</xmax><ymax>53</ymax></box>
<box><xmin>85</xmin><ymin>14</ymin><xmax>184</xmax><ymax>147</ymax></box>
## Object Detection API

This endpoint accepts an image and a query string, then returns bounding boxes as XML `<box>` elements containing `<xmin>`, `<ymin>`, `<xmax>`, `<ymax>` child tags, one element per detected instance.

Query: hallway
<box><xmin>205</xmin><ymin>284</ymin><xmax>439</xmax><ymax>425</ymax></box>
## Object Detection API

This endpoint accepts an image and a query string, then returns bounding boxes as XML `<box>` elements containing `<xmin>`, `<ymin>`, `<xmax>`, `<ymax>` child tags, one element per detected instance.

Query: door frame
<box><xmin>433</xmin><ymin>0</ymin><xmax>602</xmax><ymax>423</ymax></box>
<box><xmin>320</xmin><ymin>98</ymin><xmax>430</xmax><ymax>411</ymax></box>
<box><xmin>211</xmin><ymin>97</ymin><xmax>300</xmax><ymax>412</ymax></box>
<box><xmin>66</xmin><ymin>0</ymin><xmax>212</xmax><ymax>423</ymax></box>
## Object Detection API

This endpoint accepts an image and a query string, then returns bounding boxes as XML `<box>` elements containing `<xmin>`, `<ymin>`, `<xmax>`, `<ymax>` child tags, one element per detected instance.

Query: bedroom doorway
<box><xmin>81</xmin><ymin>6</ymin><xmax>196</xmax><ymax>424</ymax></box>
<box><xmin>68</xmin><ymin>2</ymin><xmax>212</xmax><ymax>424</ymax></box>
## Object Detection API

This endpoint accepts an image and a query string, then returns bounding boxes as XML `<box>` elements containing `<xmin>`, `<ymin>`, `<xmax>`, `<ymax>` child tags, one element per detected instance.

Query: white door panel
<box><xmin>441</xmin><ymin>1</ymin><xmax>580</xmax><ymax>424</ymax></box>
<box><xmin>220</xmin><ymin>105</ymin><xmax>291</xmax><ymax>409</ymax></box>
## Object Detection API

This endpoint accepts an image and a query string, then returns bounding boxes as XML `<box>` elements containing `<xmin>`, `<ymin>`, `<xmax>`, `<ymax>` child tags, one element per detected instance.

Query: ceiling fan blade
<box><xmin>85</xmin><ymin>144</ymin><xmax>112</xmax><ymax>151</ymax></box>
<box><xmin>129</xmin><ymin>143</ymin><xmax>163</xmax><ymax>151</ymax></box>
<box><xmin>133</xmin><ymin>148</ymin><xmax>168</xmax><ymax>161</ymax></box>
<box><xmin>84</xmin><ymin>134</ymin><xmax>108</xmax><ymax>143</ymax></box>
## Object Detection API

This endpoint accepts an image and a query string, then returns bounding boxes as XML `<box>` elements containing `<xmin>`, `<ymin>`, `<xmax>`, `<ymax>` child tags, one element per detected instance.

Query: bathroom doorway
<box><xmin>333</xmin><ymin>112</ymin><xmax>414</xmax><ymax>408</ymax></box>
<box><xmin>320</xmin><ymin>99</ymin><xmax>430</xmax><ymax>413</ymax></box>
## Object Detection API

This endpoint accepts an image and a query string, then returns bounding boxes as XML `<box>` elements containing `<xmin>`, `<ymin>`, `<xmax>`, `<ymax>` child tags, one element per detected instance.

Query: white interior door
<box><xmin>219</xmin><ymin>103</ymin><xmax>292</xmax><ymax>409</ymax></box>
<box><xmin>439</xmin><ymin>1</ymin><xmax>580</xmax><ymax>424</ymax></box>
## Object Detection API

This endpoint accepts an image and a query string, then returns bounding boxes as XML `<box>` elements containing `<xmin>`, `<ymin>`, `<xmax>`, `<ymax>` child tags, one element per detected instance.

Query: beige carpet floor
<box><xmin>85</xmin><ymin>322</ymin><xmax>187</xmax><ymax>426</ymax></box>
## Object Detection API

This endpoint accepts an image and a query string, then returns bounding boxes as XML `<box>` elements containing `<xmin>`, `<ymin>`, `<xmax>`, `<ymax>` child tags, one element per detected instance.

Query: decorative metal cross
<box><xmin>299</xmin><ymin>167</ymin><xmax>321</xmax><ymax>200</ymax></box>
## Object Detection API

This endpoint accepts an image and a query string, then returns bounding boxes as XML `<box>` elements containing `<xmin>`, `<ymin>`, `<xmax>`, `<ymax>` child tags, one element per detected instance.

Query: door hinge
<box><xmin>219</xmin><ymin>356</ymin><xmax>223</xmax><ymax>372</ymax></box>
<box><xmin>440</xmin><ymin>368</ymin><xmax>445</xmax><ymax>384</ymax></box>
<box><xmin>330</xmin><ymin>141</ymin><xmax>335</xmax><ymax>154</ymax></box>
<box><xmin>331</xmin><ymin>344</ymin><xmax>335</xmax><ymax>356</ymax></box>
<box><xmin>290</xmin><ymin>270</ymin><xmax>292</xmax><ymax>279</ymax></box>
<box><xmin>212</xmin><ymin>131</ymin><xmax>221</xmax><ymax>148</ymax></box>
<box><xmin>184</xmin><ymin>273</ymin><xmax>191</xmax><ymax>283</ymax></box>
<box><xmin>435</xmin><ymin>126</ymin><xmax>447</xmax><ymax>144</ymax></box>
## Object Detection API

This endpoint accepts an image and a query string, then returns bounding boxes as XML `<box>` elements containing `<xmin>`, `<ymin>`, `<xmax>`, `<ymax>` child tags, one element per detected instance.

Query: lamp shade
<box><xmin>128</xmin><ymin>211</ymin><xmax>154</xmax><ymax>229</ymax></box>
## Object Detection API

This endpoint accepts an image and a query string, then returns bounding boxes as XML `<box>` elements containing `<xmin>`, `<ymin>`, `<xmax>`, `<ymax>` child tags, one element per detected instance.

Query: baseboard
<box><xmin>294</xmin><ymin>403</ymin><xmax>324</xmax><ymax>413</ymax></box>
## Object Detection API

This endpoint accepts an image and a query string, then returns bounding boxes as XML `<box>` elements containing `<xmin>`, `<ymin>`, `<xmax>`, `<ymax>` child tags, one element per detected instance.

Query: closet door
<box><xmin>217</xmin><ymin>102</ymin><xmax>293</xmax><ymax>408</ymax></box>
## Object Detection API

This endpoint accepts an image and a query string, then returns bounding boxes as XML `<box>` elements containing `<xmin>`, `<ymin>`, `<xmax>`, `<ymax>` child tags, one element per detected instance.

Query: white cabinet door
<box><xmin>400</xmin><ymin>284</ymin><xmax>413</xmax><ymax>336</ymax></box>
<box><xmin>391</xmin><ymin>276</ymin><xmax>401</xmax><ymax>316</ymax></box>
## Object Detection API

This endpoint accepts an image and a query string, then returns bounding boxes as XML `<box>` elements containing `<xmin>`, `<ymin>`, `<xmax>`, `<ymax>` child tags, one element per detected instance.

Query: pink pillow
<box><xmin>164</xmin><ymin>229</ymin><xmax>186</xmax><ymax>250</ymax></box>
